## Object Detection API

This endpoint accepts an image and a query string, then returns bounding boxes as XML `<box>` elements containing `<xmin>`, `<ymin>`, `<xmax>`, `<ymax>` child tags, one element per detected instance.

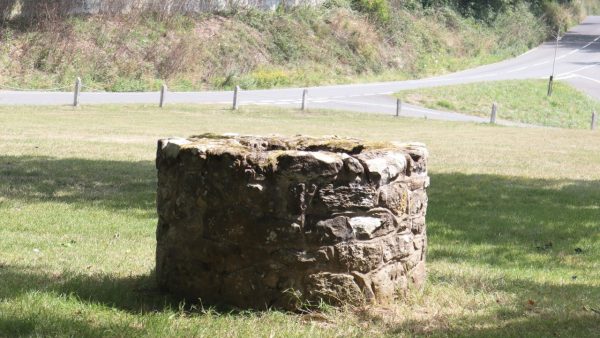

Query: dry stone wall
<box><xmin>155</xmin><ymin>134</ymin><xmax>429</xmax><ymax>309</ymax></box>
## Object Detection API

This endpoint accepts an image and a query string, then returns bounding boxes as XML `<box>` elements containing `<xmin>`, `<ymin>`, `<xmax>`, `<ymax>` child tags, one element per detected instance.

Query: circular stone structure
<box><xmin>155</xmin><ymin>134</ymin><xmax>429</xmax><ymax>309</ymax></box>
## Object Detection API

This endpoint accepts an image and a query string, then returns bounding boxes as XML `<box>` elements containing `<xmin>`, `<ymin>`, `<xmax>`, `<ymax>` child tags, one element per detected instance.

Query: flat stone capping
<box><xmin>155</xmin><ymin>134</ymin><xmax>429</xmax><ymax>309</ymax></box>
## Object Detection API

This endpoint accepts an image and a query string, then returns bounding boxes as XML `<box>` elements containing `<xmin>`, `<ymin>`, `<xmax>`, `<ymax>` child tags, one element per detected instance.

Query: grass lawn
<box><xmin>396</xmin><ymin>80</ymin><xmax>600</xmax><ymax>129</ymax></box>
<box><xmin>1</xmin><ymin>104</ymin><xmax>599</xmax><ymax>337</ymax></box>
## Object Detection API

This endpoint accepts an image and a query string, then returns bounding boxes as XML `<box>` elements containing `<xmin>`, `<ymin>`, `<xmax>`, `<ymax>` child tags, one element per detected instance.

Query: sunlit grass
<box><xmin>396</xmin><ymin>80</ymin><xmax>600</xmax><ymax>129</ymax></box>
<box><xmin>1</xmin><ymin>104</ymin><xmax>599</xmax><ymax>337</ymax></box>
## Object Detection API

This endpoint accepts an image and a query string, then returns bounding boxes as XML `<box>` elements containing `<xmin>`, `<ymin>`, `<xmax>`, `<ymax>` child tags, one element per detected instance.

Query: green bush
<box><xmin>582</xmin><ymin>0</ymin><xmax>600</xmax><ymax>14</ymax></box>
<box><xmin>351</xmin><ymin>0</ymin><xmax>391</xmax><ymax>23</ymax></box>
<box><xmin>323</xmin><ymin>0</ymin><xmax>352</xmax><ymax>9</ymax></box>
<box><xmin>249</xmin><ymin>68</ymin><xmax>294</xmax><ymax>88</ymax></box>
<box><xmin>493</xmin><ymin>3</ymin><xmax>546</xmax><ymax>52</ymax></box>
<box><xmin>542</xmin><ymin>1</ymin><xmax>582</xmax><ymax>34</ymax></box>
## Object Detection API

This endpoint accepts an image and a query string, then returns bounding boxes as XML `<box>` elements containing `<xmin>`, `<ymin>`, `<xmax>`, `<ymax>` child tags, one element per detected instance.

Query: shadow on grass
<box><xmin>0</xmin><ymin>155</ymin><xmax>156</xmax><ymax>218</ymax></box>
<box><xmin>0</xmin><ymin>265</ymin><xmax>267</xmax><ymax>336</ymax></box>
<box><xmin>0</xmin><ymin>265</ymin><xmax>179</xmax><ymax>336</ymax></box>
<box><xmin>377</xmin><ymin>281</ymin><xmax>600</xmax><ymax>337</ymax></box>
<box><xmin>384</xmin><ymin>273</ymin><xmax>600</xmax><ymax>336</ymax></box>
<box><xmin>428</xmin><ymin>173</ymin><xmax>600</xmax><ymax>270</ymax></box>
<box><xmin>0</xmin><ymin>265</ymin><xmax>176</xmax><ymax>313</ymax></box>
<box><xmin>0</xmin><ymin>316</ymin><xmax>143</xmax><ymax>337</ymax></box>
<box><xmin>388</xmin><ymin>305</ymin><xmax>600</xmax><ymax>337</ymax></box>
<box><xmin>1</xmin><ymin>155</ymin><xmax>599</xmax><ymax>335</ymax></box>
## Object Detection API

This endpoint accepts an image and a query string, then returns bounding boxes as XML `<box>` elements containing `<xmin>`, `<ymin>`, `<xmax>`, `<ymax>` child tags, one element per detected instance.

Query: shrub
<box><xmin>250</xmin><ymin>68</ymin><xmax>294</xmax><ymax>88</ymax></box>
<box><xmin>543</xmin><ymin>1</ymin><xmax>573</xmax><ymax>34</ymax></box>
<box><xmin>493</xmin><ymin>3</ymin><xmax>546</xmax><ymax>52</ymax></box>
<box><xmin>351</xmin><ymin>0</ymin><xmax>391</xmax><ymax>23</ymax></box>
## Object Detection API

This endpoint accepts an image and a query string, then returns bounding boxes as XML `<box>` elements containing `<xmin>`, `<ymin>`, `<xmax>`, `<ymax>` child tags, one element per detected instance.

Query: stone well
<box><xmin>155</xmin><ymin>134</ymin><xmax>429</xmax><ymax>309</ymax></box>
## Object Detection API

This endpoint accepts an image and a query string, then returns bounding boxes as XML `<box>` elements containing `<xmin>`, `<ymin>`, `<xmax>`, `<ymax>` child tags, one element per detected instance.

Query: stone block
<box><xmin>155</xmin><ymin>134</ymin><xmax>429</xmax><ymax>309</ymax></box>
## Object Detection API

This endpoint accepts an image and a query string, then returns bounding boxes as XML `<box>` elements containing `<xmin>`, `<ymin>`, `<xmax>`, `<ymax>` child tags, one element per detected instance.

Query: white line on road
<box><xmin>582</xmin><ymin>35</ymin><xmax>600</xmax><ymax>49</ymax></box>
<box><xmin>252</xmin><ymin>102</ymin><xmax>296</xmax><ymax>106</ymax></box>
<box><xmin>556</xmin><ymin>62</ymin><xmax>600</xmax><ymax>77</ymax></box>
<box><xmin>533</xmin><ymin>61</ymin><xmax>551</xmax><ymax>67</ymax></box>
<box><xmin>322</xmin><ymin>99</ymin><xmax>444</xmax><ymax>115</ymax></box>
<box><xmin>523</xmin><ymin>34</ymin><xmax>600</xmax><ymax>69</ymax></box>
<box><xmin>507</xmin><ymin>66</ymin><xmax>529</xmax><ymax>74</ymax></box>
<box><xmin>324</xmin><ymin>100</ymin><xmax>394</xmax><ymax>109</ymax></box>
<box><xmin>572</xmin><ymin>74</ymin><xmax>600</xmax><ymax>84</ymax></box>
<box><xmin>557</xmin><ymin>49</ymin><xmax>581</xmax><ymax>60</ymax></box>
<box><xmin>556</xmin><ymin>74</ymin><xmax>576</xmax><ymax>80</ymax></box>
<box><xmin>557</xmin><ymin>34</ymin><xmax>600</xmax><ymax>60</ymax></box>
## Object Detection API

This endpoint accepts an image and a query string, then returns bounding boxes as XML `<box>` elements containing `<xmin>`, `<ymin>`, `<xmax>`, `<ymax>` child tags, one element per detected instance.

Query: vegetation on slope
<box><xmin>0</xmin><ymin>1</ymin><xmax>592</xmax><ymax>91</ymax></box>
<box><xmin>396</xmin><ymin>80</ymin><xmax>600</xmax><ymax>128</ymax></box>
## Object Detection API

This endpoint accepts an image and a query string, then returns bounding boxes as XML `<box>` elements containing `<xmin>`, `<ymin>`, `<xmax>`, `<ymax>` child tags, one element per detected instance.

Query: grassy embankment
<box><xmin>0</xmin><ymin>1</ymin><xmax>580</xmax><ymax>91</ymax></box>
<box><xmin>397</xmin><ymin>80</ymin><xmax>600</xmax><ymax>129</ymax></box>
<box><xmin>1</xmin><ymin>105</ymin><xmax>599</xmax><ymax>337</ymax></box>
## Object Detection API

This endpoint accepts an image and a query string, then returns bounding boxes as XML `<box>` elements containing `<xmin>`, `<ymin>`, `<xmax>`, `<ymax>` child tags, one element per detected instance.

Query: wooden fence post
<box><xmin>490</xmin><ymin>103</ymin><xmax>498</xmax><ymax>124</ymax></box>
<box><xmin>592</xmin><ymin>111</ymin><xmax>598</xmax><ymax>130</ymax></box>
<box><xmin>159</xmin><ymin>84</ymin><xmax>167</xmax><ymax>108</ymax></box>
<box><xmin>73</xmin><ymin>77</ymin><xmax>82</xmax><ymax>107</ymax></box>
<box><xmin>396</xmin><ymin>99</ymin><xmax>402</xmax><ymax>117</ymax></box>
<box><xmin>301</xmin><ymin>89</ymin><xmax>308</xmax><ymax>111</ymax></box>
<box><xmin>233</xmin><ymin>85</ymin><xmax>240</xmax><ymax>110</ymax></box>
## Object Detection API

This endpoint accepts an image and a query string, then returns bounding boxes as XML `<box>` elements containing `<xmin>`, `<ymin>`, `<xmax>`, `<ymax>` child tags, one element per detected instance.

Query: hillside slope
<box><xmin>0</xmin><ymin>1</ymin><xmax>593</xmax><ymax>91</ymax></box>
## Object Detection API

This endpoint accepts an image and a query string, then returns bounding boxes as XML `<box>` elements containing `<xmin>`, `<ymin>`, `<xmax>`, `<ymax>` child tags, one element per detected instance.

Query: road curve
<box><xmin>1</xmin><ymin>16</ymin><xmax>600</xmax><ymax>124</ymax></box>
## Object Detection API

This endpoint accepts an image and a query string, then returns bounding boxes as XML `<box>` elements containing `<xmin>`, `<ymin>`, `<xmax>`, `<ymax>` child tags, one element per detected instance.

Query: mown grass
<box><xmin>396</xmin><ymin>79</ymin><xmax>600</xmax><ymax>129</ymax></box>
<box><xmin>1</xmin><ymin>104</ymin><xmax>599</xmax><ymax>337</ymax></box>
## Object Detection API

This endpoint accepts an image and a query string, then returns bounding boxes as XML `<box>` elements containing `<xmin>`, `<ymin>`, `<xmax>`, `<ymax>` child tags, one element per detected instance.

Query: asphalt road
<box><xmin>2</xmin><ymin>16</ymin><xmax>599</xmax><ymax>124</ymax></box>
